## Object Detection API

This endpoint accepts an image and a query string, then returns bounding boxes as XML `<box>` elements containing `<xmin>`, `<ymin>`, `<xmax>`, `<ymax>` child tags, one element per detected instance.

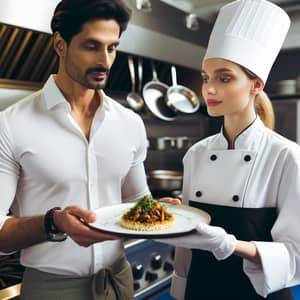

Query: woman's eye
<box><xmin>220</xmin><ymin>77</ymin><xmax>230</xmax><ymax>83</ymax></box>
<box><xmin>202</xmin><ymin>77</ymin><xmax>208</xmax><ymax>84</ymax></box>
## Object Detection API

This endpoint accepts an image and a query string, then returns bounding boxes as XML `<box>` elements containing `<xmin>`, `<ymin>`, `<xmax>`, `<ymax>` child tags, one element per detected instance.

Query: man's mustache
<box><xmin>86</xmin><ymin>67</ymin><xmax>109</xmax><ymax>75</ymax></box>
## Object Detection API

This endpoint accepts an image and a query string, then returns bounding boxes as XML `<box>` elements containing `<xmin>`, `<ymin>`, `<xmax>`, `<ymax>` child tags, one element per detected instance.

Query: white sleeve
<box><xmin>170</xmin><ymin>247</ymin><xmax>192</xmax><ymax>300</ymax></box>
<box><xmin>244</xmin><ymin>151</ymin><xmax>300</xmax><ymax>297</ymax></box>
<box><xmin>121</xmin><ymin>115</ymin><xmax>150</xmax><ymax>202</ymax></box>
<box><xmin>0</xmin><ymin>113</ymin><xmax>20</xmax><ymax>229</ymax></box>
<box><xmin>0</xmin><ymin>113</ymin><xmax>20</xmax><ymax>255</ymax></box>
<box><xmin>170</xmin><ymin>150</ymin><xmax>192</xmax><ymax>299</ymax></box>
<box><xmin>121</xmin><ymin>163</ymin><xmax>150</xmax><ymax>202</ymax></box>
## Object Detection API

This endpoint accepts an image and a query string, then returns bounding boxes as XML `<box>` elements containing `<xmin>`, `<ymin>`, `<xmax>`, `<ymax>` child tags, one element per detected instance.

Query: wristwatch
<box><xmin>44</xmin><ymin>207</ymin><xmax>67</xmax><ymax>242</ymax></box>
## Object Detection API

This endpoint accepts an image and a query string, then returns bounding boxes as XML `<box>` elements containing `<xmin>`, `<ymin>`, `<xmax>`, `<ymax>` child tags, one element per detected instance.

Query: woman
<box><xmin>158</xmin><ymin>0</ymin><xmax>300</xmax><ymax>299</ymax></box>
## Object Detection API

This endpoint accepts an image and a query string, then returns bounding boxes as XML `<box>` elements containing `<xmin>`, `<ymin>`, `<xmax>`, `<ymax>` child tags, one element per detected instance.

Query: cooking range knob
<box><xmin>163</xmin><ymin>261</ymin><xmax>174</xmax><ymax>272</ymax></box>
<box><xmin>151</xmin><ymin>254</ymin><xmax>162</xmax><ymax>270</ymax></box>
<box><xmin>133</xmin><ymin>282</ymin><xmax>141</xmax><ymax>291</ymax></box>
<box><xmin>145</xmin><ymin>271</ymin><xmax>158</xmax><ymax>282</ymax></box>
<box><xmin>132</xmin><ymin>263</ymin><xmax>144</xmax><ymax>280</ymax></box>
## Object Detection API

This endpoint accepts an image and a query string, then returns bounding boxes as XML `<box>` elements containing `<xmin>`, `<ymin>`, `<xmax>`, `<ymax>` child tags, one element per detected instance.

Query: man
<box><xmin>0</xmin><ymin>0</ymin><xmax>150</xmax><ymax>299</ymax></box>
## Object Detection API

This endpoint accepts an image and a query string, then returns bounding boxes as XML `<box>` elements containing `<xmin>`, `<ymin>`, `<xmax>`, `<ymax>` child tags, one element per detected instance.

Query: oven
<box><xmin>125</xmin><ymin>239</ymin><xmax>174</xmax><ymax>300</ymax></box>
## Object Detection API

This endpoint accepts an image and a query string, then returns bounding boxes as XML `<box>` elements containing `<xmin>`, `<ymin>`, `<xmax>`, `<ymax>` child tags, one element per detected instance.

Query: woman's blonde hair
<box><xmin>240</xmin><ymin>66</ymin><xmax>275</xmax><ymax>130</ymax></box>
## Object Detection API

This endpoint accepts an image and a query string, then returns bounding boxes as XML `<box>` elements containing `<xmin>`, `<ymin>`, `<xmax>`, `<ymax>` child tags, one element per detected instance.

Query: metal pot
<box><xmin>147</xmin><ymin>170</ymin><xmax>183</xmax><ymax>191</ymax></box>
<box><xmin>143</xmin><ymin>61</ymin><xmax>176</xmax><ymax>121</ymax></box>
<box><xmin>165</xmin><ymin>66</ymin><xmax>200</xmax><ymax>114</ymax></box>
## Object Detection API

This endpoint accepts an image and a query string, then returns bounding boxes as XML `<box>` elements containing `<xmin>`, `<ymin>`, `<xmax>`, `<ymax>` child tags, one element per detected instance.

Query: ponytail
<box><xmin>240</xmin><ymin>65</ymin><xmax>275</xmax><ymax>130</ymax></box>
<box><xmin>254</xmin><ymin>91</ymin><xmax>275</xmax><ymax>130</ymax></box>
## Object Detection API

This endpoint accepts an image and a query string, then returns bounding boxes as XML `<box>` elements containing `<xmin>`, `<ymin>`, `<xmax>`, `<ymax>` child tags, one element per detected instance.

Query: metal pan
<box><xmin>142</xmin><ymin>61</ymin><xmax>176</xmax><ymax>121</ymax></box>
<box><xmin>126</xmin><ymin>55</ymin><xmax>144</xmax><ymax>112</ymax></box>
<box><xmin>165</xmin><ymin>66</ymin><xmax>200</xmax><ymax>114</ymax></box>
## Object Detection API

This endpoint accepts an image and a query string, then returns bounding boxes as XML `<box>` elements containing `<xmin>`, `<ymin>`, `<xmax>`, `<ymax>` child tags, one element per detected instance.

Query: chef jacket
<box><xmin>0</xmin><ymin>75</ymin><xmax>150</xmax><ymax>276</ymax></box>
<box><xmin>171</xmin><ymin>117</ymin><xmax>300</xmax><ymax>298</ymax></box>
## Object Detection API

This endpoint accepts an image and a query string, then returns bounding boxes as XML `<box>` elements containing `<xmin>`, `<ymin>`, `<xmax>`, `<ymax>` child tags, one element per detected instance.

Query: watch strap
<box><xmin>44</xmin><ymin>207</ymin><xmax>67</xmax><ymax>242</ymax></box>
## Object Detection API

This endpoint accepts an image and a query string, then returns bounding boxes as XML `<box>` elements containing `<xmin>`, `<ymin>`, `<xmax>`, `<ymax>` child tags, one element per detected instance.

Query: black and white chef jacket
<box><xmin>171</xmin><ymin>116</ymin><xmax>300</xmax><ymax>298</ymax></box>
<box><xmin>0</xmin><ymin>75</ymin><xmax>149</xmax><ymax>276</ymax></box>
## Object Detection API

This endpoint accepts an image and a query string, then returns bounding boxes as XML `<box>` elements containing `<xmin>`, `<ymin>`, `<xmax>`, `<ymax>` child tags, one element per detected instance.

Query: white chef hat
<box><xmin>204</xmin><ymin>0</ymin><xmax>291</xmax><ymax>83</ymax></box>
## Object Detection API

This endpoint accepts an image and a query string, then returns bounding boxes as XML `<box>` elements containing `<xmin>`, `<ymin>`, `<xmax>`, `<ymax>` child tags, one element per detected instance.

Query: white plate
<box><xmin>89</xmin><ymin>203</ymin><xmax>211</xmax><ymax>237</ymax></box>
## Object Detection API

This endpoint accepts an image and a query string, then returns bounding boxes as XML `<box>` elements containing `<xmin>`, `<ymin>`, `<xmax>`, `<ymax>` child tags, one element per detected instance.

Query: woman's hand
<box><xmin>156</xmin><ymin>223</ymin><xmax>237</xmax><ymax>260</ymax></box>
<box><xmin>158</xmin><ymin>197</ymin><xmax>181</xmax><ymax>205</ymax></box>
<box><xmin>53</xmin><ymin>205</ymin><xmax>119</xmax><ymax>247</ymax></box>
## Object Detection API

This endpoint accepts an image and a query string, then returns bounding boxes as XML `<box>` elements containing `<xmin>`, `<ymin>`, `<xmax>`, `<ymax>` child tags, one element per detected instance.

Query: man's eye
<box><xmin>108</xmin><ymin>45</ymin><xmax>117</xmax><ymax>53</ymax></box>
<box><xmin>85</xmin><ymin>44</ymin><xmax>97</xmax><ymax>50</ymax></box>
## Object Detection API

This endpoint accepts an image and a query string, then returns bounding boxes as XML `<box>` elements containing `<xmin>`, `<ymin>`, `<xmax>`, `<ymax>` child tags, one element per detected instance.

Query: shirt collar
<box><xmin>216</xmin><ymin>116</ymin><xmax>265</xmax><ymax>150</ymax></box>
<box><xmin>42</xmin><ymin>75</ymin><xmax>111</xmax><ymax>113</ymax></box>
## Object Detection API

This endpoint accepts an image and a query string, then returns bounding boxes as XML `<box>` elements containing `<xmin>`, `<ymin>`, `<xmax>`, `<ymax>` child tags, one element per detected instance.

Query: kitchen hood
<box><xmin>0</xmin><ymin>0</ymin><xmax>209</xmax><ymax>71</ymax></box>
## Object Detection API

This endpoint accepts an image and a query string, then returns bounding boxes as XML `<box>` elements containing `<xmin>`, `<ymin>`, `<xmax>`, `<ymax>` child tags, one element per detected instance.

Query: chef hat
<box><xmin>204</xmin><ymin>0</ymin><xmax>290</xmax><ymax>83</ymax></box>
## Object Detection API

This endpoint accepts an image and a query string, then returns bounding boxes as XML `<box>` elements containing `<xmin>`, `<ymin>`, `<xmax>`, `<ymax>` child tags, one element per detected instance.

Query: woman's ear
<box><xmin>53</xmin><ymin>32</ymin><xmax>66</xmax><ymax>57</ymax></box>
<box><xmin>251</xmin><ymin>78</ymin><xmax>264</xmax><ymax>95</ymax></box>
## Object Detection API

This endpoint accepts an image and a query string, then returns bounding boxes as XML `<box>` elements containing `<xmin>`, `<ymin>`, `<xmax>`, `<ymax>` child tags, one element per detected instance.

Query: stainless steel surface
<box><xmin>166</xmin><ymin>66</ymin><xmax>200</xmax><ymax>114</ymax></box>
<box><xmin>143</xmin><ymin>61</ymin><xmax>176</xmax><ymax>121</ymax></box>
<box><xmin>147</xmin><ymin>170</ymin><xmax>183</xmax><ymax>191</ymax></box>
<box><xmin>126</xmin><ymin>56</ymin><xmax>144</xmax><ymax>112</ymax></box>
<box><xmin>272</xmin><ymin>99</ymin><xmax>300</xmax><ymax>143</ymax></box>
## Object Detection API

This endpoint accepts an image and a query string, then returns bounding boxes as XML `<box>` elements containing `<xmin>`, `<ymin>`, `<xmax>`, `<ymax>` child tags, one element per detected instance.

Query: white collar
<box><xmin>214</xmin><ymin>116</ymin><xmax>265</xmax><ymax>150</ymax></box>
<box><xmin>42</xmin><ymin>75</ymin><xmax>110</xmax><ymax>112</ymax></box>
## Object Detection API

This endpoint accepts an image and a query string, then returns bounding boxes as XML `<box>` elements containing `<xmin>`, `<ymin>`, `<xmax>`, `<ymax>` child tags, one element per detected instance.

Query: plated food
<box><xmin>120</xmin><ymin>195</ymin><xmax>174</xmax><ymax>231</ymax></box>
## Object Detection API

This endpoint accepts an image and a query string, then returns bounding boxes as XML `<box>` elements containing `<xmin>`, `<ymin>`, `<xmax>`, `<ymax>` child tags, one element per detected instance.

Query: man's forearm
<box><xmin>0</xmin><ymin>216</ymin><xmax>46</xmax><ymax>253</ymax></box>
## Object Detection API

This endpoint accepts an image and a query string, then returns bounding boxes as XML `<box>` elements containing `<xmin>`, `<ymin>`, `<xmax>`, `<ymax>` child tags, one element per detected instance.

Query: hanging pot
<box><xmin>142</xmin><ymin>61</ymin><xmax>176</xmax><ymax>121</ymax></box>
<box><xmin>165</xmin><ymin>66</ymin><xmax>200</xmax><ymax>114</ymax></box>
<box><xmin>147</xmin><ymin>170</ymin><xmax>183</xmax><ymax>191</ymax></box>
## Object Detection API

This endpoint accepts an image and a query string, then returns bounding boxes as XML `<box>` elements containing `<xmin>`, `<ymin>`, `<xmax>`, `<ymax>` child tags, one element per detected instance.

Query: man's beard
<box><xmin>85</xmin><ymin>67</ymin><xmax>110</xmax><ymax>90</ymax></box>
<box><xmin>65</xmin><ymin>62</ymin><xmax>110</xmax><ymax>90</ymax></box>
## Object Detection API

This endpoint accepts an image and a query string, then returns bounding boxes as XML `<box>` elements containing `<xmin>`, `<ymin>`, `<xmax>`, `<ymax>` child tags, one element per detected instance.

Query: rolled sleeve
<box><xmin>243</xmin><ymin>242</ymin><xmax>290</xmax><ymax>297</ymax></box>
<box><xmin>170</xmin><ymin>271</ymin><xmax>188</xmax><ymax>300</ymax></box>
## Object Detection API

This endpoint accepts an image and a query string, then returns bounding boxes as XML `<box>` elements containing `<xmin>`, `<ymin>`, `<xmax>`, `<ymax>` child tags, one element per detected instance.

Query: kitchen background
<box><xmin>1</xmin><ymin>0</ymin><xmax>300</xmax><ymax>299</ymax></box>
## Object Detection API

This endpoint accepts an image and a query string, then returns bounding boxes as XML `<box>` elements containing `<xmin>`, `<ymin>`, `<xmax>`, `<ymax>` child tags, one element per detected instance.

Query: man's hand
<box><xmin>54</xmin><ymin>206</ymin><xmax>119</xmax><ymax>247</ymax></box>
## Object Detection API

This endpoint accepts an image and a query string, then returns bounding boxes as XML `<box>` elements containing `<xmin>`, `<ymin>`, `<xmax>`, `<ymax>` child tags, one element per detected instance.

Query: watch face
<box><xmin>49</xmin><ymin>232</ymin><xmax>67</xmax><ymax>242</ymax></box>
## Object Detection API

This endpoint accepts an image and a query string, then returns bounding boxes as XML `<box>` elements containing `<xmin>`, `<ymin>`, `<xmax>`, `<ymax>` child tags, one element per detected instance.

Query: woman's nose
<box><xmin>204</xmin><ymin>83</ymin><xmax>216</xmax><ymax>95</ymax></box>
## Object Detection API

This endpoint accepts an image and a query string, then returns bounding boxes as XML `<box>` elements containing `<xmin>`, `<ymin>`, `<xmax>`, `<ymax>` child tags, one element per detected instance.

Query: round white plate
<box><xmin>89</xmin><ymin>203</ymin><xmax>211</xmax><ymax>237</ymax></box>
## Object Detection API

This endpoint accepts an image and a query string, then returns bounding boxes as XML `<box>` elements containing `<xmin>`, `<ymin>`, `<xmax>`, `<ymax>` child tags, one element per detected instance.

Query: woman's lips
<box><xmin>206</xmin><ymin>99</ymin><xmax>222</xmax><ymax>107</ymax></box>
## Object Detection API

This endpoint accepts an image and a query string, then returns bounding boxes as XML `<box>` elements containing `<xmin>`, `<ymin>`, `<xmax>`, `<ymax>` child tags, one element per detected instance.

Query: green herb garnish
<box><xmin>134</xmin><ymin>195</ymin><xmax>155</xmax><ymax>212</ymax></box>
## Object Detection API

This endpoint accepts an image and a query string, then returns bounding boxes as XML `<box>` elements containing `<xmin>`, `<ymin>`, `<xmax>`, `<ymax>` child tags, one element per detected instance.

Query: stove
<box><xmin>125</xmin><ymin>239</ymin><xmax>174</xmax><ymax>300</ymax></box>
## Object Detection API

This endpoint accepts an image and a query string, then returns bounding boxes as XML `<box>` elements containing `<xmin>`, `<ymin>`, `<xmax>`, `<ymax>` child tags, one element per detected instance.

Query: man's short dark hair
<box><xmin>51</xmin><ymin>0</ymin><xmax>131</xmax><ymax>44</ymax></box>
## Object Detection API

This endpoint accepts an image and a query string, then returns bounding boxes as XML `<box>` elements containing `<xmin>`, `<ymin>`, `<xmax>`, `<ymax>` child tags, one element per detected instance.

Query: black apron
<box><xmin>185</xmin><ymin>201</ymin><xmax>293</xmax><ymax>300</ymax></box>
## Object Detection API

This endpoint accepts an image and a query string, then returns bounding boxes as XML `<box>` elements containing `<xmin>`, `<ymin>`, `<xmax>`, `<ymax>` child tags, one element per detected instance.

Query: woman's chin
<box><xmin>207</xmin><ymin>109</ymin><xmax>223</xmax><ymax>117</ymax></box>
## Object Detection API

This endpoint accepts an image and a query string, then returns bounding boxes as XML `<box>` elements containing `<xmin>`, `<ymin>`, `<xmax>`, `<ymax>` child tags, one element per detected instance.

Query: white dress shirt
<box><xmin>171</xmin><ymin>117</ymin><xmax>300</xmax><ymax>298</ymax></box>
<box><xmin>0</xmin><ymin>75</ymin><xmax>150</xmax><ymax>276</ymax></box>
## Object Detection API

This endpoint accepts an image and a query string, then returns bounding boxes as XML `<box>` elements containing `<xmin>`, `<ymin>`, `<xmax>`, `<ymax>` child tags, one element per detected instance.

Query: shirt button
<box><xmin>210</xmin><ymin>154</ymin><xmax>217</xmax><ymax>161</ymax></box>
<box><xmin>195</xmin><ymin>191</ymin><xmax>202</xmax><ymax>197</ymax></box>
<box><xmin>244</xmin><ymin>155</ymin><xmax>251</xmax><ymax>162</ymax></box>
<box><xmin>232</xmin><ymin>195</ymin><xmax>239</xmax><ymax>202</ymax></box>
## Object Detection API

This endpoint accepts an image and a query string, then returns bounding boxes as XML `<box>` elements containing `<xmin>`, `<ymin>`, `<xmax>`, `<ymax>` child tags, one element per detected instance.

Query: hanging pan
<box><xmin>142</xmin><ymin>61</ymin><xmax>176</xmax><ymax>121</ymax></box>
<box><xmin>165</xmin><ymin>66</ymin><xmax>200</xmax><ymax>114</ymax></box>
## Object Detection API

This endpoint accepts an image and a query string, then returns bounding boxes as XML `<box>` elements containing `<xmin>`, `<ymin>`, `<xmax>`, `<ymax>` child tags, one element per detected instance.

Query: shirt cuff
<box><xmin>243</xmin><ymin>242</ymin><xmax>290</xmax><ymax>297</ymax></box>
<box><xmin>170</xmin><ymin>271</ymin><xmax>187</xmax><ymax>300</ymax></box>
